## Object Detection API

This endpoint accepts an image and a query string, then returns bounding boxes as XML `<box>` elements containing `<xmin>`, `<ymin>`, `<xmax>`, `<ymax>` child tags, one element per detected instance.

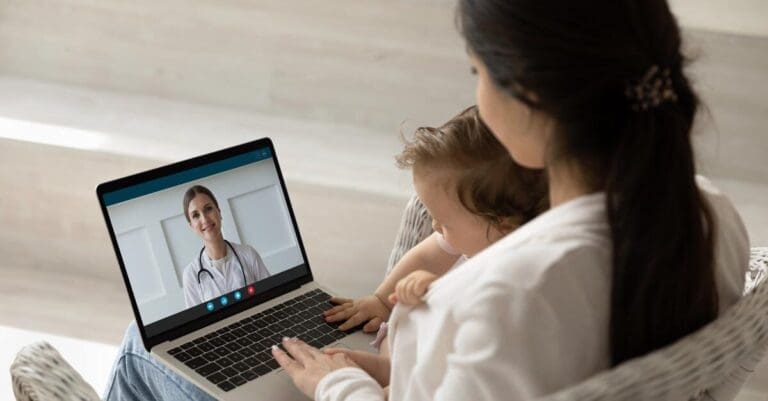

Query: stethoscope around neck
<box><xmin>197</xmin><ymin>240</ymin><xmax>247</xmax><ymax>288</ymax></box>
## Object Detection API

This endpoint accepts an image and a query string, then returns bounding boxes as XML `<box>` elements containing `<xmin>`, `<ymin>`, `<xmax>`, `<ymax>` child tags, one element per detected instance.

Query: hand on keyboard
<box><xmin>323</xmin><ymin>295</ymin><xmax>390</xmax><ymax>333</ymax></box>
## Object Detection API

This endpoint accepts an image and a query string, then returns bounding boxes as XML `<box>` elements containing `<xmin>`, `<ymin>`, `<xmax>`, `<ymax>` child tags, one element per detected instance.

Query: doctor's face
<box><xmin>187</xmin><ymin>193</ymin><xmax>223</xmax><ymax>242</ymax></box>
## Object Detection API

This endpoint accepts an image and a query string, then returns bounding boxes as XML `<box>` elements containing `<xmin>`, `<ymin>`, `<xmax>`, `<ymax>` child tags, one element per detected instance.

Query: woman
<box><xmin>181</xmin><ymin>185</ymin><xmax>271</xmax><ymax>307</ymax></box>
<box><xmin>271</xmin><ymin>0</ymin><xmax>749</xmax><ymax>400</ymax></box>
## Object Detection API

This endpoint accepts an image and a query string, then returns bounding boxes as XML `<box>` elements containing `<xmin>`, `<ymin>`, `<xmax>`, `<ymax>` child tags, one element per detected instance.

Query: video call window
<box><xmin>104</xmin><ymin>150</ymin><xmax>304</xmax><ymax>325</ymax></box>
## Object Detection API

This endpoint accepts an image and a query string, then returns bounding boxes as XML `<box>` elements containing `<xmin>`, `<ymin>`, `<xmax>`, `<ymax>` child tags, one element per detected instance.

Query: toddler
<box><xmin>324</xmin><ymin>105</ymin><xmax>548</xmax><ymax>340</ymax></box>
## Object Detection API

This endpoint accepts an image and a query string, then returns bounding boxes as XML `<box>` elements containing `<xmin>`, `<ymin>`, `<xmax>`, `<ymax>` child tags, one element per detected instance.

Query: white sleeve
<box><xmin>182</xmin><ymin>264</ymin><xmax>203</xmax><ymax>308</ymax></box>
<box><xmin>315</xmin><ymin>368</ymin><xmax>386</xmax><ymax>401</ymax></box>
<box><xmin>254</xmin><ymin>250</ymin><xmax>271</xmax><ymax>280</ymax></box>
<box><xmin>245</xmin><ymin>245</ymin><xmax>271</xmax><ymax>281</ymax></box>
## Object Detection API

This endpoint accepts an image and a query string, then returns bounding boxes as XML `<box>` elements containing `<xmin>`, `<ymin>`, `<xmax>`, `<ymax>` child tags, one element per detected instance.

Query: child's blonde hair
<box><xmin>396</xmin><ymin>105</ymin><xmax>548</xmax><ymax>232</ymax></box>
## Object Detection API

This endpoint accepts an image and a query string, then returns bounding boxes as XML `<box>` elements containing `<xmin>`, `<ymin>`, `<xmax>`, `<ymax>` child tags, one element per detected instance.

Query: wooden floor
<box><xmin>0</xmin><ymin>138</ymin><xmax>406</xmax><ymax>344</ymax></box>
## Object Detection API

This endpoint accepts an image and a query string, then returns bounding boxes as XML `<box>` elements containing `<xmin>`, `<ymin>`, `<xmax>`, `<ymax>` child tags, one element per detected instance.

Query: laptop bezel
<box><xmin>96</xmin><ymin>138</ymin><xmax>314</xmax><ymax>350</ymax></box>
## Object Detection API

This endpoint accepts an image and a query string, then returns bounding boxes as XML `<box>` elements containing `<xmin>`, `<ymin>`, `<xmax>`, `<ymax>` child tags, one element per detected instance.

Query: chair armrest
<box><xmin>10</xmin><ymin>341</ymin><xmax>101</xmax><ymax>401</ymax></box>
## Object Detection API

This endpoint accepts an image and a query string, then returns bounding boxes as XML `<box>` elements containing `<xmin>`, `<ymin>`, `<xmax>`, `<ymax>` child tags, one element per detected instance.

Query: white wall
<box><xmin>106</xmin><ymin>158</ymin><xmax>303</xmax><ymax>324</ymax></box>
<box><xmin>669</xmin><ymin>0</ymin><xmax>768</xmax><ymax>37</ymax></box>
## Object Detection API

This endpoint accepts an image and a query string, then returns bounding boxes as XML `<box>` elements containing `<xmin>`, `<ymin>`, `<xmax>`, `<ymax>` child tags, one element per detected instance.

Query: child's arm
<box><xmin>324</xmin><ymin>233</ymin><xmax>459</xmax><ymax>331</ymax></box>
<box><xmin>374</xmin><ymin>232</ymin><xmax>459</xmax><ymax>309</ymax></box>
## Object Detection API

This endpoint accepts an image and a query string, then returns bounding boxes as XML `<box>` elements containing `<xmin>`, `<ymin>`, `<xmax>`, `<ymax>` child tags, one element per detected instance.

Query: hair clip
<box><xmin>624</xmin><ymin>65</ymin><xmax>678</xmax><ymax>111</ymax></box>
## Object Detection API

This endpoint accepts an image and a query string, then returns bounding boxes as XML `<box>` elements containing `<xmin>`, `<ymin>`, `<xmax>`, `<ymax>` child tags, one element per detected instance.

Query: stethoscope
<box><xmin>197</xmin><ymin>240</ymin><xmax>247</xmax><ymax>288</ymax></box>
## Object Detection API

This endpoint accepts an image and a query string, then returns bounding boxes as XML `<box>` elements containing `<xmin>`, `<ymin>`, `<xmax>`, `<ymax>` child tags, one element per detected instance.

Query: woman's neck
<box><xmin>205</xmin><ymin>238</ymin><xmax>227</xmax><ymax>260</ymax></box>
<box><xmin>547</xmin><ymin>161</ymin><xmax>592</xmax><ymax>208</ymax></box>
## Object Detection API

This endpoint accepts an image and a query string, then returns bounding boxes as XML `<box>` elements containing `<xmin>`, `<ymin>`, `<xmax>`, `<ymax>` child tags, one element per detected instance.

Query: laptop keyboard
<box><xmin>167</xmin><ymin>289</ymin><xmax>357</xmax><ymax>392</ymax></box>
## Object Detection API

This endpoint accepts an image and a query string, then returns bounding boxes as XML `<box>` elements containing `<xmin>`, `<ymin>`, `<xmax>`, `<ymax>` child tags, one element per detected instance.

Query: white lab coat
<box><xmin>315</xmin><ymin>176</ymin><xmax>749</xmax><ymax>401</ymax></box>
<box><xmin>182</xmin><ymin>241</ymin><xmax>271</xmax><ymax>307</ymax></box>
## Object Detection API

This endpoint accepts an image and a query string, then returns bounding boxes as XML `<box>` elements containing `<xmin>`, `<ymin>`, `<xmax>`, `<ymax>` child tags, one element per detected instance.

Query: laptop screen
<box><xmin>98</xmin><ymin>139</ymin><xmax>311</xmax><ymax>345</ymax></box>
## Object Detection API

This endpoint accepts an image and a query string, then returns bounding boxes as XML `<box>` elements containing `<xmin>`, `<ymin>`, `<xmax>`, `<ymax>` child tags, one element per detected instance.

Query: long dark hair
<box><xmin>458</xmin><ymin>0</ymin><xmax>717</xmax><ymax>365</ymax></box>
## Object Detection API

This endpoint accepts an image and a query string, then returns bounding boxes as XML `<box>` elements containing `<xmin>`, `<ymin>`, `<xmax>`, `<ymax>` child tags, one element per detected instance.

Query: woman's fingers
<box><xmin>272</xmin><ymin>345</ymin><xmax>300</xmax><ymax>375</ymax></box>
<box><xmin>281</xmin><ymin>337</ymin><xmax>318</xmax><ymax>363</ymax></box>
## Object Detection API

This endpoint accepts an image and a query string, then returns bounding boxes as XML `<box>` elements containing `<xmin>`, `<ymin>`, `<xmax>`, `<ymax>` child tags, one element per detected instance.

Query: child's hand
<box><xmin>323</xmin><ymin>295</ymin><xmax>391</xmax><ymax>333</ymax></box>
<box><xmin>388</xmin><ymin>270</ymin><xmax>438</xmax><ymax>305</ymax></box>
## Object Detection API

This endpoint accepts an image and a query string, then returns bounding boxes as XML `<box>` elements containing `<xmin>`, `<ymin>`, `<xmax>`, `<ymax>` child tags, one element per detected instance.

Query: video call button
<box><xmin>247</xmin><ymin>285</ymin><xmax>255</xmax><ymax>296</ymax></box>
<box><xmin>220</xmin><ymin>296</ymin><xmax>229</xmax><ymax>306</ymax></box>
<box><xmin>206</xmin><ymin>301</ymin><xmax>215</xmax><ymax>312</ymax></box>
<box><xmin>234</xmin><ymin>291</ymin><xmax>242</xmax><ymax>301</ymax></box>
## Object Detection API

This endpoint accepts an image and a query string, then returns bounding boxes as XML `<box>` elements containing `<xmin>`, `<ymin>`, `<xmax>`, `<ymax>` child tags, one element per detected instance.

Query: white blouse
<box><xmin>316</xmin><ymin>176</ymin><xmax>749</xmax><ymax>401</ymax></box>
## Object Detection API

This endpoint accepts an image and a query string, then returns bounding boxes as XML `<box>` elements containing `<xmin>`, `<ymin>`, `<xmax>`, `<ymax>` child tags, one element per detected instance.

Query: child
<box><xmin>323</xmin><ymin>105</ymin><xmax>548</xmax><ymax>339</ymax></box>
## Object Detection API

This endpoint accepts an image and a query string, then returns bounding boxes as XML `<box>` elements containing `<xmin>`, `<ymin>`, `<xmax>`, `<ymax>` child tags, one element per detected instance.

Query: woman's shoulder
<box><xmin>476</xmin><ymin>197</ymin><xmax>610</xmax><ymax>287</ymax></box>
<box><xmin>437</xmin><ymin>230</ymin><xmax>611</xmax><ymax>303</ymax></box>
<box><xmin>696</xmin><ymin>175</ymin><xmax>748</xmax><ymax>235</ymax></box>
<box><xmin>696</xmin><ymin>175</ymin><xmax>745</xmax><ymax>223</ymax></box>
<box><xmin>695</xmin><ymin>175</ymin><xmax>750</xmax><ymax>311</ymax></box>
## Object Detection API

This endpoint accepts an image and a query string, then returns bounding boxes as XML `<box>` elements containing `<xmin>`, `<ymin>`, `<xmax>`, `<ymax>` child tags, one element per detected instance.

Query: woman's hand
<box><xmin>389</xmin><ymin>270</ymin><xmax>438</xmax><ymax>305</ymax></box>
<box><xmin>323</xmin><ymin>295</ymin><xmax>391</xmax><ymax>332</ymax></box>
<box><xmin>323</xmin><ymin>348</ymin><xmax>391</xmax><ymax>387</ymax></box>
<box><xmin>272</xmin><ymin>337</ymin><xmax>359</xmax><ymax>398</ymax></box>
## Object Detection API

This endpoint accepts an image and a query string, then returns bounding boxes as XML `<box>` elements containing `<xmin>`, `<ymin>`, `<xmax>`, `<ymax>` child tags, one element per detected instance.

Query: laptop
<box><xmin>97</xmin><ymin>138</ymin><xmax>372</xmax><ymax>400</ymax></box>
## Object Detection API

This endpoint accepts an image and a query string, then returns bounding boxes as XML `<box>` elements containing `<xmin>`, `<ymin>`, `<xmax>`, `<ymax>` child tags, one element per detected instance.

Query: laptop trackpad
<box><xmin>232</xmin><ymin>369</ymin><xmax>305</xmax><ymax>401</ymax></box>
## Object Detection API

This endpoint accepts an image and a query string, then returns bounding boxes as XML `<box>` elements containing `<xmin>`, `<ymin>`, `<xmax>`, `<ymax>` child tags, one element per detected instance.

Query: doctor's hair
<box><xmin>396</xmin><ymin>105</ymin><xmax>548</xmax><ymax>234</ymax></box>
<box><xmin>183</xmin><ymin>185</ymin><xmax>220</xmax><ymax>223</ymax></box>
<box><xmin>459</xmin><ymin>0</ymin><xmax>717</xmax><ymax>365</ymax></box>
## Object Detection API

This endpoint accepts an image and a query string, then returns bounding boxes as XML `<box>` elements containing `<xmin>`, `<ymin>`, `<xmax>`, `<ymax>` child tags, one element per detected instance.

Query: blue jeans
<box><xmin>104</xmin><ymin>321</ymin><xmax>215</xmax><ymax>401</ymax></box>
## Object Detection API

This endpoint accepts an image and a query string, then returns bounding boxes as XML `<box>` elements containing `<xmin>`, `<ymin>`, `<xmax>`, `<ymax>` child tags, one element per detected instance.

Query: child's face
<box><xmin>414</xmin><ymin>168</ymin><xmax>506</xmax><ymax>257</ymax></box>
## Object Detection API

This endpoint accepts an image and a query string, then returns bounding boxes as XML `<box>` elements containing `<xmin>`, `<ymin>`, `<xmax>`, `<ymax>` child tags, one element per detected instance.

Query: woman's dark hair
<box><xmin>183</xmin><ymin>185</ymin><xmax>220</xmax><ymax>223</ymax></box>
<box><xmin>396</xmin><ymin>106</ymin><xmax>548</xmax><ymax>234</ymax></box>
<box><xmin>459</xmin><ymin>0</ymin><xmax>717</xmax><ymax>365</ymax></box>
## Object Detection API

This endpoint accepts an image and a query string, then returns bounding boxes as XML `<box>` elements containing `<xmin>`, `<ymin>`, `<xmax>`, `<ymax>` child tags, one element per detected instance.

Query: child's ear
<box><xmin>499</xmin><ymin>216</ymin><xmax>522</xmax><ymax>233</ymax></box>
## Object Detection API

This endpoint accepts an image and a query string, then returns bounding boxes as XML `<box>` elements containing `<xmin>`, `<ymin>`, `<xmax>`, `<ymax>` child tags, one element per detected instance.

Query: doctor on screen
<box><xmin>181</xmin><ymin>185</ymin><xmax>271</xmax><ymax>307</ymax></box>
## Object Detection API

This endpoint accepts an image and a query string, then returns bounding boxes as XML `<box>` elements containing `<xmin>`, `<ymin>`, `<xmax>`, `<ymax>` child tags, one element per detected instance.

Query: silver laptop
<box><xmin>97</xmin><ymin>138</ymin><xmax>372</xmax><ymax>400</ymax></box>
